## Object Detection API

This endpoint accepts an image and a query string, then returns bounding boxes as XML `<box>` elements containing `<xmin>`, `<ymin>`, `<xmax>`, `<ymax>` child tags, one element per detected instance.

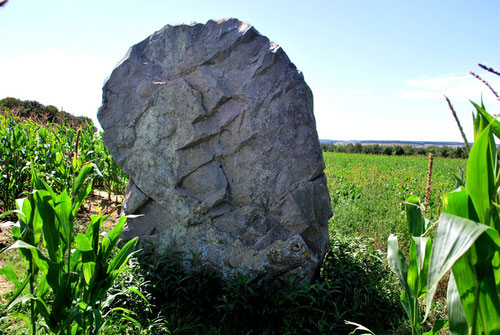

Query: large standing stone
<box><xmin>98</xmin><ymin>18</ymin><xmax>332</xmax><ymax>283</ymax></box>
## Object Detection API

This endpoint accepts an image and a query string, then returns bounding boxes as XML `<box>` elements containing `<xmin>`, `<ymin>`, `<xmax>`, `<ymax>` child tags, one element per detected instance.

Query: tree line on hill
<box><xmin>0</xmin><ymin>97</ymin><xmax>94</xmax><ymax>129</ymax></box>
<box><xmin>321</xmin><ymin>142</ymin><xmax>468</xmax><ymax>159</ymax></box>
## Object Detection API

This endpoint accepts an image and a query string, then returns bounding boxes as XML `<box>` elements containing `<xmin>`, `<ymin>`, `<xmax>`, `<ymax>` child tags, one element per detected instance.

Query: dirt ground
<box><xmin>0</xmin><ymin>190</ymin><xmax>123</xmax><ymax>296</ymax></box>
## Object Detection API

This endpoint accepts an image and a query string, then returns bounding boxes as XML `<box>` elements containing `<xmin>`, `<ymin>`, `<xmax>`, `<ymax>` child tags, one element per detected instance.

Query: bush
<box><xmin>0</xmin><ymin>97</ymin><xmax>94</xmax><ymax>129</ymax></box>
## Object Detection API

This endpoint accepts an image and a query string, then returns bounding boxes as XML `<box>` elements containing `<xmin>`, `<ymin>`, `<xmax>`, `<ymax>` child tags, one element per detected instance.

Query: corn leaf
<box><xmin>454</xmin><ymin>231</ymin><xmax>500</xmax><ymax>334</ymax></box>
<box><xmin>36</xmin><ymin>275</ymin><xmax>49</xmax><ymax>298</ymax></box>
<box><xmin>72</xmin><ymin>163</ymin><xmax>93</xmax><ymax>199</ymax></box>
<box><xmin>108</xmin><ymin>238</ymin><xmax>138</xmax><ymax>274</ymax></box>
<box><xmin>0</xmin><ymin>210</ymin><xmax>21</xmax><ymax>220</ymax></box>
<box><xmin>408</xmin><ymin>236</ymin><xmax>431</xmax><ymax>298</ymax></box>
<box><xmin>101</xmin><ymin>216</ymin><xmax>127</xmax><ymax>261</ymax></box>
<box><xmin>406</xmin><ymin>196</ymin><xmax>425</xmax><ymax>237</ymax></box>
<box><xmin>6</xmin><ymin>240</ymin><xmax>51</xmax><ymax>277</ymax></box>
<box><xmin>34</xmin><ymin>297</ymin><xmax>52</xmax><ymax>330</ymax></box>
<box><xmin>466</xmin><ymin>124</ymin><xmax>495</xmax><ymax>224</ymax></box>
<box><xmin>83</xmin><ymin>262</ymin><xmax>95</xmax><ymax>285</ymax></box>
<box><xmin>87</xmin><ymin>213</ymin><xmax>108</xmax><ymax>253</ymax></box>
<box><xmin>447</xmin><ymin>272</ymin><xmax>468</xmax><ymax>335</ymax></box>
<box><xmin>345</xmin><ymin>321</ymin><xmax>375</xmax><ymax>335</ymax></box>
<box><xmin>52</xmin><ymin>272</ymin><xmax>77</xmax><ymax>320</ymax></box>
<box><xmin>7</xmin><ymin>293</ymin><xmax>34</xmax><ymax>311</ymax></box>
<box><xmin>442</xmin><ymin>187</ymin><xmax>478</xmax><ymax>221</ymax></box>
<box><xmin>2</xmin><ymin>274</ymin><xmax>30</xmax><ymax>312</ymax></box>
<box><xmin>75</xmin><ymin>234</ymin><xmax>93</xmax><ymax>252</ymax></box>
<box><xmin>425</xmin><ymin>213</ymin><xmax>493</xmax><ymax>320</ymax></box>
<box><xmin>387</xmin><ymin>234</ymin><xmax>414</xmax><ymax>318</ymax></box>
<box><xmin>471</xmin><ymin>100</ymin><xmax>500</xmax><ymax>139</ymax></box>
<box><xmin>0</xmin><ymin>267</ymin><xmax>22</xmax><ymax>289</ymax></box>
<box><xmin>110</xmin><ymin>307</ymin><xmax>140</xmax><ymax>325</ymax></box>
<box><xmin>54</xmin><ymin>190</ymin><xmax>73</xmax><ymax>247</ymax></box>
<box><xmin>71</xmin><ymin>181</ymin><xmax>92</xmax><ymax>220</ymax></box>
<box><xmin>33</xmin><ymin>190</ymin><xmax>61</xmax><ymax>263</ymax></box>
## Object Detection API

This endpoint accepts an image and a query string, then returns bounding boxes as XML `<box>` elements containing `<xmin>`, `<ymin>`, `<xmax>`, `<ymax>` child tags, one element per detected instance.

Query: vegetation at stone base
<box><xmin>68</xmin><ymin>233</ymin><xmax>405</xmax><ymax>335</ymax></box>
<box><xmin>321</xmin><ymin>142</ymin><xmax>468</xmax><ymax>159</ymax></box>
<box><xmin>0</xmin><ymin>227</ymin><xmax>407</xmax><ymax>334</ymax></box>
<box><xmin>0</xmin><ymin>97</ymin><xmax>93</xmax><ymax>130</ymax></box>
<box><xmin>0</xmin><ymin>111</ymin><xmax>127</xmax><ymax>213</ymax></box>
<box><xmin>324</xmin><ymin>152</ymin><xmax>465</xmax><ymax>250</ymax></box>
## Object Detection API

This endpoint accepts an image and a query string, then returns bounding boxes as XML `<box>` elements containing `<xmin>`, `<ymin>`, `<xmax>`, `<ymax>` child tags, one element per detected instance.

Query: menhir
<box><xmin>97</xmin><ymin>18</ymin><xmax>332</xmax><ymax>283</ymax></box>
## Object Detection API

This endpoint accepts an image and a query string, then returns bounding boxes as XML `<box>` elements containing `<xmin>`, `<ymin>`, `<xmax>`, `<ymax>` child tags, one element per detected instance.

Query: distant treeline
<box><xmin>321</xmin><ymin>142</ymin><xmax>467</xmax><ymax>159</ymax></box>
<box><xmin>0</xmin><ymin>97</ymin><xmax>94</xmax><ymax>129</ymax></box>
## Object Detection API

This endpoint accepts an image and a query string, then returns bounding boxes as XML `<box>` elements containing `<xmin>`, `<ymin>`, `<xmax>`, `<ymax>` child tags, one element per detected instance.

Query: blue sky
<box><xmin>1</xmin><ymin>0</ymin><xmax>499</xmax><ymax>141</ymax></box>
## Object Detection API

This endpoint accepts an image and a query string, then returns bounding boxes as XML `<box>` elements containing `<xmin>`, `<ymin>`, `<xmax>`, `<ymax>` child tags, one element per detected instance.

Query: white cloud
<box><xmin>394</xmin><ymin>73</ymin><xmax>500</xmax><ymax>130</ymax></box>
<box><xmin>395</xmin><ymin>73</ymin><xmax>500</xmax><ymax>103</ymax></box>
<box><xmin>0</xmin><ymin>49</ymin><xmax>116</xmax><ymax>126</ymax></box>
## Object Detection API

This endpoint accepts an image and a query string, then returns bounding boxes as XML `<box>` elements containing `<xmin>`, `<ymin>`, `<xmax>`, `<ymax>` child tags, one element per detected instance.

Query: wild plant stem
<box><xmin>445</xmin><ymin>96</ymin><xmax>471</xmax><ymax>154</ymax></box>
<box><xmin>479</xmin><ymin>63</ymin><xmax>500</xmax><ymax>77</ymax></box>
<box><xmin>423</xmin><ymin>151</ymin><xmax>434</xmax><ymax>217</ymax></box>
<box><xmin>470</xmin><ymin>71</ymin><xmax>500</xmax><ymax>100</ymax></box>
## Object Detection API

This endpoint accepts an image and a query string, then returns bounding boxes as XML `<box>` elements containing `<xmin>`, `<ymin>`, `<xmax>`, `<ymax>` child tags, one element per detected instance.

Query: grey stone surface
<box><xmin>98</xmin><ymin>18</ymin><xmax>332</xmax><ymax>283</ymax></box>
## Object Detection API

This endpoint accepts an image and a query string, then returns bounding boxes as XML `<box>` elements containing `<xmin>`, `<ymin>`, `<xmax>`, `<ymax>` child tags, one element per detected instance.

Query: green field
<box><xmin>324</xmin><ymin>152</ymin><xmax>466</xmax><ymax>248</ymax></box>
<box><xmin>0</xmin><ymin>111</ymin><xmax>472</xmax><ymax>334</ymax></box>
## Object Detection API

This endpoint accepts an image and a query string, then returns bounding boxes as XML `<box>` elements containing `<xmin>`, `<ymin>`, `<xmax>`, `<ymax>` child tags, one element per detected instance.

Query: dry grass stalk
<box><xmin>423</xmin><ymin>151</ymin><xmax>434</xmax><ymax>217</ymax></box>
<box><xmin>479</xmin><ymin>63</ymin><xmax>500</xmax><ymax>77</ymax></box>
<box><xmin>470</xmin><ymin>71</ymin><xmax>500</xmax><ymax>100</ymax></box>
<box><xmin>74</xmin><ymin>128</ymin><xmax>81</xmax><ymax>164</ymax></box>
<box><xmin>445</xmin><ymin>95</ymin><xmax>471</xmax><ymax>154</ymax></box>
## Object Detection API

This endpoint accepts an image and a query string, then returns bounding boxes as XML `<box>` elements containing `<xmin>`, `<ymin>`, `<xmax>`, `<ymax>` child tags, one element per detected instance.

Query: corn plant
<box><xmin>0</xmin><ymin>114</ymin><xmax>39</xmax><ymax>211</ymax></box>
<box><xmin>387</xmin><ymin>195</ymin><xmax>448</xmax><ymax>335</ymax></box>
<box><xmin>0</xmin><ymin>112</ymin><xmax>128</xmax><ymax>212</ymax></box>
<box><xmin>0</xmin><ymin>166</ymin><xmax>138</xmax><ymax>334</ymax></box>
<box><xmin>424</xmin><ymin>100</ymin><xmax>500</xmax><ymax>334</ymax></box>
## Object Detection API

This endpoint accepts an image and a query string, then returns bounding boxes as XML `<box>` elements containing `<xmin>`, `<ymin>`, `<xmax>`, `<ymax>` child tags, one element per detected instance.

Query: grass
<box><xmin>324</xmin><ymin>152</ymin><xmax>466</xmax><ymax>250</ymax></box>
<box><xmin>98</xmin><ymin>234</ymin><xmax>406</xmax><ymax>335</ymax></box>
<box><xmin>1</xmin><ymin>235</ymin><xmax>407</xmax><ymax>334</ymax></box>
<box><xmin>0</xmin><ymin>132</ymin><xmax>464</xmax><ymax>334</ymax></box>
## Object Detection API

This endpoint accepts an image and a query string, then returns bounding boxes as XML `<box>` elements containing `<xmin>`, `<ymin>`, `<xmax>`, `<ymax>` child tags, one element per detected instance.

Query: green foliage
<box><xmin>324</xmin><ymin>152</ymin><xmax>464</xmax><ymax>246</ymax></box>
<box><xmin>387</xmin><ymin>197</ymin><xmax>447</xmax><ymax>335</ymax></box>
<box><xmin>0</xmin><ymin>97</ymin><xmax>21</xmax><ymax>111</ymax></box>
<box><xmin>0</xmin><ymin>112</ymin><xmax>127</xmax><ymax>212</ymax></box>
<box><xmin>424</xmin><ymin>101</ymin><xmax>500</xmax><ymax>334</ymax></box>
<box><xmin>0</xmin><ymin>97</ymin><xmax>93</xmax><ymax>129</ymax></box>
<box><xmin>0</xmin><ymin>168</ymin><xmax>138</xmax><ymax>334</ymax></box>
<box><xmin>103</xmin><ymin>235</ymin><xmax>404</xmax><ymax>335</ymax></box>
<box><xmin>321</xmin><ymin>142</ymin><xmax>468</xmax><ymax>159</ymax></box>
